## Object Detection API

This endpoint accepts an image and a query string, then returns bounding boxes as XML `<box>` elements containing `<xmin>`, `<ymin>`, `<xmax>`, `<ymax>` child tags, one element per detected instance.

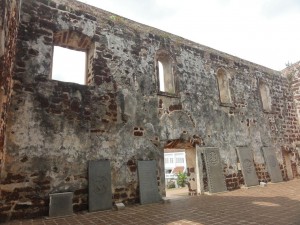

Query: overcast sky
<box><xmin>76</xmin><ymin>0</ymin><xmax>300</xmax><ymax>71</ymax></box>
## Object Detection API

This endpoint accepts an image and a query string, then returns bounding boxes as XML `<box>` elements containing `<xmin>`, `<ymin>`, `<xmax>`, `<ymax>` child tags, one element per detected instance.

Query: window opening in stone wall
<box><xmin>217</xmin><ymin>68</ymin><xmax>231</xmax><ymax>105</ymax></box>
<box><xmin>259</xmin><ymin>81</ymin><xmax>272</xmax><ymax>112</ymax></box>
<box><xmin>52</xmin><ymin>46</ymin><xmax>86</xmax><ymax>85</ymax></box>
<box><xmin>158</xmin><ymin>61</ymin><xmax>165</xmax><ymax>92</ymax></box>
<box><xmin>156</xmin><ymin>51</ymin><xmax>175</xmax><ymax>94</ymax></box>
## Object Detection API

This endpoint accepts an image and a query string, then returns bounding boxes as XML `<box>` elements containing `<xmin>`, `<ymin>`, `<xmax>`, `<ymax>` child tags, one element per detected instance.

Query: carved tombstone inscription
<box><xmin>88</xmin><ymin>160</ymin><xmax>112</xmax><ymax>212</ymax></box>
<box><xmin>203</xmin><ymin>148</ymin><xmax>227</xmax><ymax>193</ymax></box>
<box><xmin>236</xmin><ymin>147</ymin><xmax>258</xmax><ymax>187</ymax></box>
<box><xmin>262</xmin><ymin>147</ymin><xmax>283</xmax><ymax>183</ymax></box>
<box><xmin>137</xmin><ymin>160</ymin><xmax>160</xmax><ymax>204</ymax></box>
<box><xmin>49</xmin><ymin>192</ymin><xmax>73</xmax><ymax>217</ymax></box>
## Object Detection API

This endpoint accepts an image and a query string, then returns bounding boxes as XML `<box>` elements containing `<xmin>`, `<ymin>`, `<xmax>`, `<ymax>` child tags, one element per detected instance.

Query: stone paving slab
<box><xmin>6</xmin><ymin>179</ymin><xmax>300</xmax><ymax>225</ymax></box>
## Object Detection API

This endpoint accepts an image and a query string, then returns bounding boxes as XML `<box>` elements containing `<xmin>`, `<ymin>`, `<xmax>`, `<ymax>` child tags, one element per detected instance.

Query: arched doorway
<box><xmin>163</xmin><ymin>139</ymin><xmax>200</xmax><ymax>198</ymax></box>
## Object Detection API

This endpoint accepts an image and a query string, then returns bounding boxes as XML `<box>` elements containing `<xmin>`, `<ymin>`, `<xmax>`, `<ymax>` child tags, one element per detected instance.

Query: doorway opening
<box><xmin>163</xmin><ymin>139</ymin><xmax>197</xmax><ymax>198</ymax></box>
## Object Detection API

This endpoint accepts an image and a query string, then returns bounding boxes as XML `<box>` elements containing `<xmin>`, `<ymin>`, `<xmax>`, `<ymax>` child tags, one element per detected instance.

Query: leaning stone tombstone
<box><xmin>49</xmin><ymin>192</ymin><xmax>73</xmax><ymax>217</ymax></box>
<box><xmin>137</xmin><ymin>160</ymin><xmax>161</xmax><ymax>204</ymax></box>
<box><xmin>203</xmin><ymin>147</ymin><xmax>227</xmax><ymax>193</ymax></box>
<box><xmin>262</xmin><ymin>147</ymin><xmax>283</xmax><ymax>183</ymax></box>
<box><xmin>196</xmin><ymin>146</ymin><xmax>205</xmax><ymax>194</ymax></box>
<box><xmin>88</xmin><ymin>160</ymin><xmax>112</xmax><ymax>212</ymax></box>
<box><xmin>236</xmin><ymin>146</ymin><xmax>259</xmax><ymax>187</ymax></box>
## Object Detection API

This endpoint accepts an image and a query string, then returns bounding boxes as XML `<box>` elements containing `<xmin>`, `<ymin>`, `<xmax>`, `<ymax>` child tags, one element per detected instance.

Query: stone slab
<box><xmin>161</xmin><ymin>197</ymin><xmax>171</xmax><ymax>204</ymax></box>
<box><xmin>115</xmin><ymin>203</ymin><xmax>125</xmax><ymax>210</ymax></box>
<box><xmin>236</xmin><ymin>147</ymin><xmax>259</xmax><ymax>187</ymax></box>
<box><xmin>88</xmin><ymin>160</ymin><xmax>112</xmax><ymax>212</ymax></box>
<box><xmin>203</xmin><ymin>148</ymin><xmax>227</xmax><ymax>193</ymax></box>
<box><xmin>137</xmin><ymin>160</ymin><xmax>161</xmax><ymax>204</ymax></box>
<box><xmin>196</xmin><ymin>146</ymin><xmax>205</xmax><ymax>194</ymax></box>
<box><xmin>49</xmin><ymin>192</ymin><xmax>73</xmax><ymax>217</ymax></box>
<box><xmin>260</xmin><ymin>182</ymin><xmax>267</xmax><ymax>187</ymax></box>
<box><xmin>262</xmin><ymin>147</ymin><xmax>283</xmax><ymax>183</ymax></box>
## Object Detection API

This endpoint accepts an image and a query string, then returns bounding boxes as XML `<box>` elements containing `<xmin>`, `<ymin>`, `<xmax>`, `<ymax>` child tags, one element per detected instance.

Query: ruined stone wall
<box><xmin>0</xmin><ymin>0</ymin><xmax>20</xmax><ymax>196</ymax></box>
<box><xmin>1</xmin><ymin>0</ymin><xmax>300</xmax><ymax>221</ymax></box>
<box><xmin>282</xmin><ymin>61</ymin><xmax>300</xmax><ymax>127</ymax></box>
<box><xmin>281</xmin><ymin>61</ymin><xmax>300</xmax><ymax>179</ymax></box>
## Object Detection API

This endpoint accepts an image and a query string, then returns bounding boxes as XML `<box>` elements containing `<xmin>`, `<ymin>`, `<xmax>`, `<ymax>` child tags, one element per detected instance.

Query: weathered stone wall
<box><xmin>282</xmin><ymin>61</ymin><xmax>300</xmax><ymax>180</ymax></box>
<box><xmin>0</xmin><ymin>0</ymin><xmax>20</xmax><ymax>216</ymax></box>
<box><xmin>282</xmin><ymin>61</ymin><xmax>300</xmax><ymax>119</ymax></box>
<box><xmin>1</xmin><ymin>0</ymin><xmax>300</xmax><ymax>221</ymax></box>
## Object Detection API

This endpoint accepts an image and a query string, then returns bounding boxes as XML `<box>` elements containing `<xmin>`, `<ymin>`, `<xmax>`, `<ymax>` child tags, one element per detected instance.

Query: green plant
<box><xmin>109</xmin><ymin>15</ymin><xmax>123</xmax><ymax>23</ymax></box>
<box><xmin>177</xmin><ymin>172</ymin><xmax>187</xmax><ymax>187</ymax></box>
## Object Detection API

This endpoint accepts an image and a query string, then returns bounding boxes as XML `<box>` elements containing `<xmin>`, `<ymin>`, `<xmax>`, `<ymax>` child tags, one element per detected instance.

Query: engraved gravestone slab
<box><xmin>138</xmin><ymin>160</ymin><xmax>160</xmax><ymax>204</ymax></box>
<box><xmin>236</xmin><ymin>147</ymin><xmax>258</xmax><ymax>187</ymax></box>
<box><xmin>49</xmin><ymin>192</ymin><xmax>73</xmax><ymax>217</ymax></box>
<box><xmin>88</xmin><ymin>160</ymin><xmax>112</xmax><ymax>212</ymax></box>
<box><xmin>203</xmin><ymin>148</ymin><xmax>227</xmax><ymax>193</ymax></box>
<box><xmin>262</xmin><ymin>147</ymin><xmax>283</xmax><ymax>183</ymax></box>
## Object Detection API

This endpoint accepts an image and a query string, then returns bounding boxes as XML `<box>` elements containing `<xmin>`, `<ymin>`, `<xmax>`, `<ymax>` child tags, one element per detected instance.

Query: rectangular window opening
<box><xmin>158</xmin><ymin>61</ymin><xmax>165</xmax><ymax>92</ymax></box>
<box><xmin>52</xmin><ymin>46</ymin><xmax>86</xmax><ymax>85</ymax></box>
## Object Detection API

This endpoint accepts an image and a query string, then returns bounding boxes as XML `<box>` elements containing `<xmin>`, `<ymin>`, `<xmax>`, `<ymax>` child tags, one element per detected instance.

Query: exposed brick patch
<box><xmin>169</xmin><ymin>104</ymin><xmax>182</xmax><ymax>112</ymax></box>
<box><xmin>159</xmin><ymin>99</ymin><xmax>163</xmax><ymax>108</ymax></box>
<box><xmin>225</xmin><ymin>171</ymin><xmax>244</xmax><ymax>191</ymax></box>
<box><xmin>255</xmin><ymin>163</ymin><xmax>271</xmax><ymax>183</ymax></box>
<box><xmin>133</xmin><ymin>127</ymin><xmax>144</xmax><ymax>136</ymax></box>
<box><xmin>2</xmin><ymin>173</ymin><xmax>26</xmax><ymax>184</ymax></box>
<box><xmin>134</xmin><ymin>131</ymin><xmax>143</xmax><ymax>136</ymax></box>
<box><xmin>0</xmin><ymin>1</ymin><xmax>21</xmax><ymax>209</ymax></box>
<box><xmin>127</xmin><ymin>159</ymin><xmax>137</xmax><ymax>172</ymax></box>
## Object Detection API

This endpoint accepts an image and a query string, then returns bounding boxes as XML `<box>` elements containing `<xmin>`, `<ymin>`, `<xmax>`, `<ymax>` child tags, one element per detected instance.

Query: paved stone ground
<box><xmin>166</xmin><ymin>187</ymin><xmax>189</xmax><ymax>199</ymax></box>
<box><xmin>6</xmin><ymin>179</ymin><xmax>300</xmax><ymax>225</ymax></box>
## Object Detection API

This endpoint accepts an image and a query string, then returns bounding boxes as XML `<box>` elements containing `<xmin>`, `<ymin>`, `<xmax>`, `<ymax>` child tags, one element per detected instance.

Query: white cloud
<box><xmin>262</xmin><ymin>0</ymin><xmax>300</xmax><ymax>17</ymax></box>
